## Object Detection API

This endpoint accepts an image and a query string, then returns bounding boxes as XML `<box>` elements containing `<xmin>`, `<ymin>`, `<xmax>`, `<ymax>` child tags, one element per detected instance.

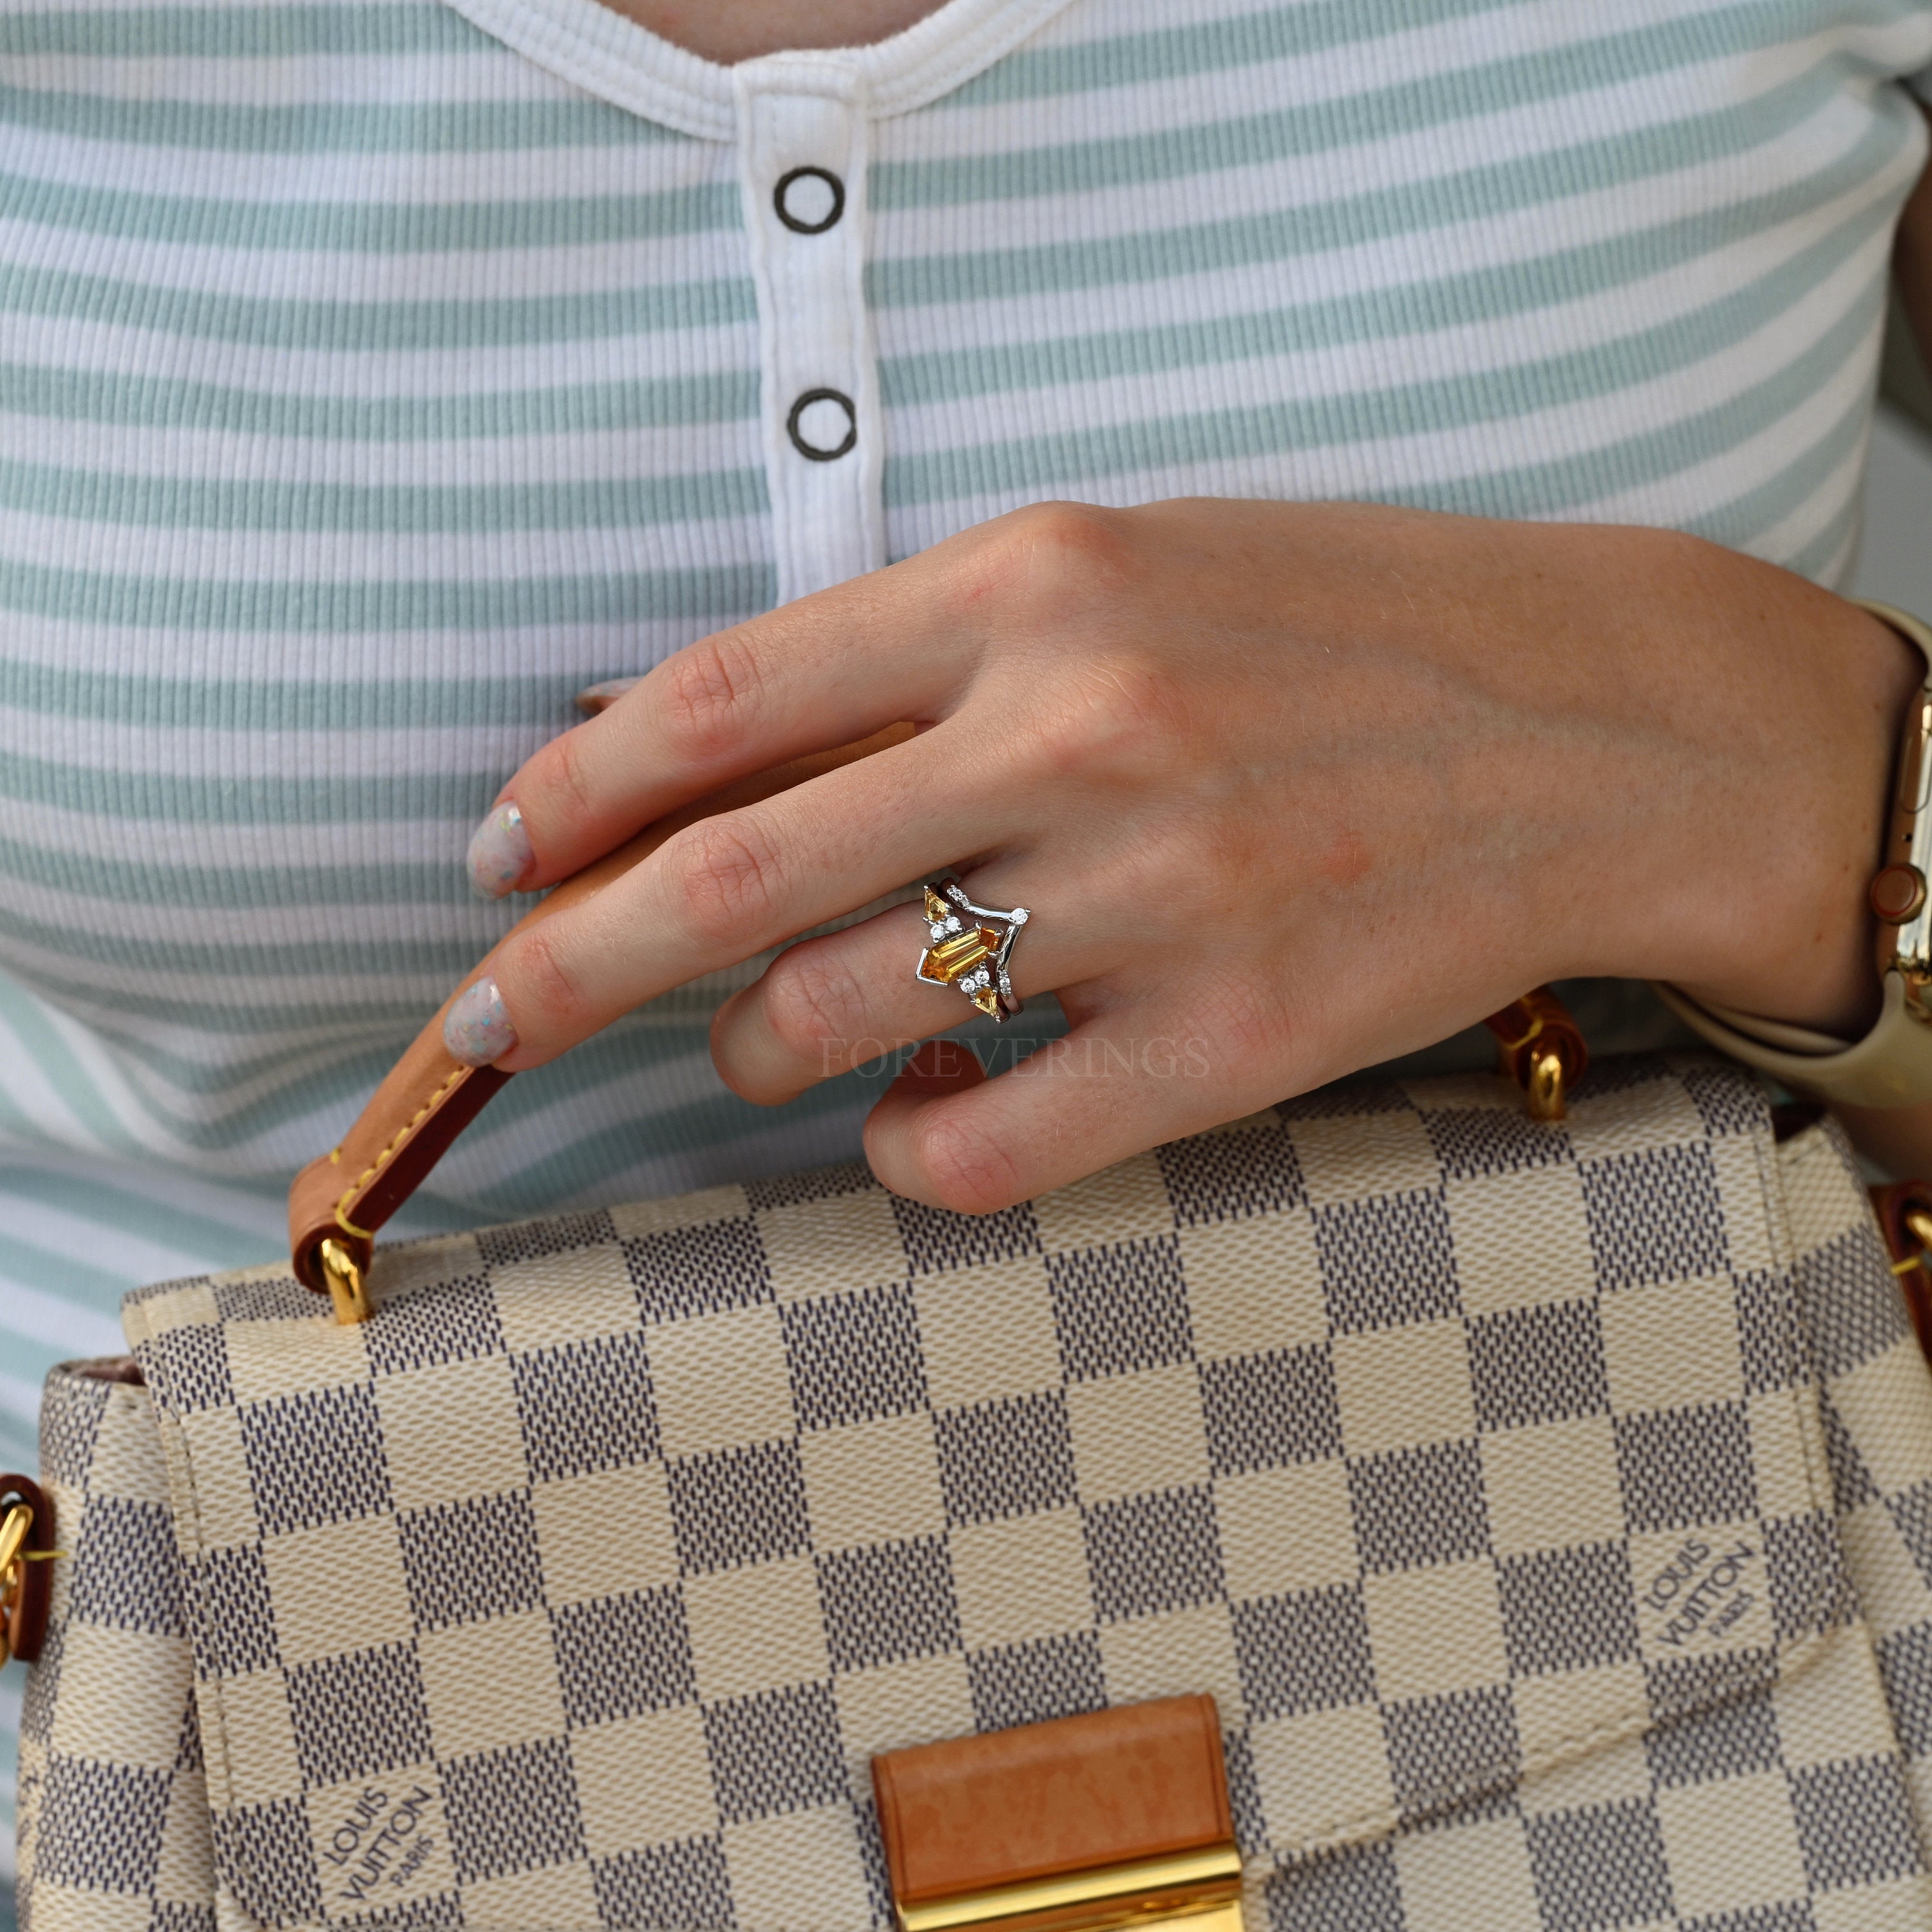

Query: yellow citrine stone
<box><xmin>925</xmin><ymin>925</ymin><xmax>1001</xmax><ymax>984</ymax></box>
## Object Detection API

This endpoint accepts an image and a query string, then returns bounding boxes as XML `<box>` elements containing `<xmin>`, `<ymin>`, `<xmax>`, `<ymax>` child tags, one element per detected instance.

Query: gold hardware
<box><xmin>1491</xmin><ymin>1009</ymin><xmax>1569</xmax><ymax>1121</ymax></box>
<box><xmin>1857</xmin><ymin>603</ymin><xmax>1932</xmax><ymax>1009</ymax></box>
<box><xmin>1526</xmin><ymin>1044</ymin><xmax>1567</xmax><ymax>1121</ymax></box>
<box><xmin>1893</xmin><ymin>1205</ymin><xmax>1932</xmax><ymax>1278</ymax></box>
<box><xmin>898</xmin><ymin>1842</ymin><xmax>1243</xmax><ymax>1932</ymax></box>
<box><xmin>0</xmin><ymin>1502</ymin><xmax>30</xmax><ymax>1581</ymax></box>
<box><xmin>0</xmin><ymin>1501</ymin><xmax>28</xmax><ymax>1670</ymax></box>
<box><xmin>319</xmin><ymin>1237</ymin><xmax>372</xmax><ymax>1325</ymax></box>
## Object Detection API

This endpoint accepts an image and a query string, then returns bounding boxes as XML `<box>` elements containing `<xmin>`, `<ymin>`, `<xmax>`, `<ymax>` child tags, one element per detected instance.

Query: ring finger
<box><xmin>710</xmin><ymin>875</ymin><xmax>1120</xmax><ymax>1104</ymax></box>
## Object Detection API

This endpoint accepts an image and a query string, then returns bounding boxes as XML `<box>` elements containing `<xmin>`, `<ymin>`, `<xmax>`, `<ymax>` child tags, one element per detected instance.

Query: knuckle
<box><xmin>1193</xmin><ymin>968</ymin><xmax>1288</xmax><ymax>1068</ymax></box>
<box><xmin>970</xmin><ymin>500</ymin><xmax>1137</xmax><ymax>621</ymax></box>
<box><xmin>1012</xmin><ymin>498</ymin><xmax>1133</xmax><ymax>573</ymax></box>
<box><xmin>501</xmin><ymin>928</ymin><xmax>589</xmax><ymax>1037</ymax></box>
<box><xmin>904</xmin><ymin>1108</ymin><xmax>1026</xmax><ymax>1216</ymax></box>
<box><xmin>760</xmin><ymin>945</ymin><xmax>871</xmax><ymax>1061</ymax></box>
<box><xmin>654</xmin><ymin>633</ymin><xmax>761</xmax><ymax>764</ymax></box>
<box><xmin>1014</xmin><ymin>648</ymin><xmax>1188</xmax><ymax>782</ymax></box>
<box><xmin>663</xmin><ymin>814</ymin><xmax>786</xmax><ymax>946</ymax></box>
<box><xmin>543</xmin><ymin>721</ymin><xmax>600</xmax><ymax>827</ymax></box>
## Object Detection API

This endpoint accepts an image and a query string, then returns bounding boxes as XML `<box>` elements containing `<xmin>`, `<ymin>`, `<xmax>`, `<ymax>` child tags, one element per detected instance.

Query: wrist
<box><xmin>1638</xmin><ymin>577</ymin><xmax>1922</xmax><ymax>1037</ymax></box>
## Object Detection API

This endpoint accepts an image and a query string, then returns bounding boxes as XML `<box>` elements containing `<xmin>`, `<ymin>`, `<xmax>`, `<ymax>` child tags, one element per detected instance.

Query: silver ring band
<box><xmin>915</xmin><ymin>878</ymin><xmax>1029</xmax><ymax>1023</ymax></box>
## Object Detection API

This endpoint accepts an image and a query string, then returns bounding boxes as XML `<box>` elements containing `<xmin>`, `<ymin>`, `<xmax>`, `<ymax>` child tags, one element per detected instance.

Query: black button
<box><xmin>787</xmin><ymin>388</ymin><xmax>857</xmax><ymax>462</ymax></box>
<box><xmin>774</xmin><ymin>166</ymin><xmax>845</xmax><ymax>234</ymax></box>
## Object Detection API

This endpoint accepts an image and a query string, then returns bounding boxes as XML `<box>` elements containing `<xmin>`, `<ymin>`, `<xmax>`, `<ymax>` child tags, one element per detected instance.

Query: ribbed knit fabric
<box><xmin>6</xmin><ymin>0</ymin><xmax>1932</xmax><ymax>1879</ymax></box>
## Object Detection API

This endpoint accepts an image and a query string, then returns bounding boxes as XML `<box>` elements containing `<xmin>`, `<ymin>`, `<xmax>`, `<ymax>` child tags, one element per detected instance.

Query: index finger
<box><xmin>473</xmin><ymin>549</ymin><xmax>981</xmax><ymax>896</ymax></box>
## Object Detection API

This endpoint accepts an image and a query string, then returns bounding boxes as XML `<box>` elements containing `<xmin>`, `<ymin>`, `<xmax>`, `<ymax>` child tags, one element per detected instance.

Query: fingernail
<box><xmin>574</xmin><ymin>676</ymin><xmax>639</xmax><ymax>717</ymax></box>
<box><xmin>467</xmin><ymin>800</ymin><xmax>532</xmax><ymax>899</ymax></box>
<box><xmin>444</xmin><ymin>976</ymin><xmax>516</xmax><ymax>1066</ymax></box>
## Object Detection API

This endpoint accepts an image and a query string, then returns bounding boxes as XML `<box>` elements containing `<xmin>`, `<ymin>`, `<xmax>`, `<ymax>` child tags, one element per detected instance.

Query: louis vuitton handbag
<box><xmin>11</xmin><ymin>739</ymin><xmax>1932</xmax><ymax>1931</ymax></box>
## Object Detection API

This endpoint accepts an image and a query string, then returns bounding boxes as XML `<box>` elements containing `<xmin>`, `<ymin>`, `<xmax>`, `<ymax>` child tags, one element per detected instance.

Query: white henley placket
<box><xmin>734</xmin><ymin>59</ymin><xmax>885</xmax><ymax>609</ymax></box>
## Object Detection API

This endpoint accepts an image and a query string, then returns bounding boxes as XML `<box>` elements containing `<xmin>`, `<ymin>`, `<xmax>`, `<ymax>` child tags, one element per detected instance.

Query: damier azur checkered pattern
<box><xmin>15</xmin><ymin>1363</ymin><xmax>214</xmax><ymax>1932</ymax></box>
<box><xmin>17</xmin><ymin>1057</ymin><xmax>1932</xmax><ymax>1929</ymax></box>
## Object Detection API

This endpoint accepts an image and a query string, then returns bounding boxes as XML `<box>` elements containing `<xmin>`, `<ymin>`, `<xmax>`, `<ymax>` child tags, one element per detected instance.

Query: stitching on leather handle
<box><xmin>333</xmin><ymin>1063</ymin><xmax>469</xmax><ymax>1224</ymax></box>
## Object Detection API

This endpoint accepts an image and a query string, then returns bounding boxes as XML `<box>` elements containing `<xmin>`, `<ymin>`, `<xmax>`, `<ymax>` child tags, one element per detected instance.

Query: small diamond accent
<box><xmin>1010</xmin><ymin>909</ymin><xmax>1029</xmax><ymax>925</ymax></box>
<box><xmin>945</xmin><ymin>914</ymin><xmax>961</xmax><ymax>933</ymax></box>
<box><xmin>929</xmin><ymin>922</ymin><xmax>947</xmax><ymax>942</ymax></box>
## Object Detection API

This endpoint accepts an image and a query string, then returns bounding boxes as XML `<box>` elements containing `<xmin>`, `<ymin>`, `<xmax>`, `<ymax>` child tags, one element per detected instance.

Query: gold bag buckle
<box><xmin>873</xmin><ymin>1695</ymin><xmax>1244</xmax><ymax>1932</ymax></box>
<box><xmin>1</xmin><ymin>1482</ymin><xmax>62</xmax><ymax>1670</ymax></box>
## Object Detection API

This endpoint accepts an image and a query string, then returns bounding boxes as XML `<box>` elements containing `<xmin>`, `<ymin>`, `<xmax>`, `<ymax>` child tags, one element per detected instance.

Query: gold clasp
<box><xmin>319</xmin><ymin>1237</ymin><xmax>372</xmax><ymax>1325</ymax></box>
<box><xmin>898</xmin><ymin>1845</ymin><xmax>1243</xmax><ymax>1932</ymax></box>
<box><xmin>0</xmin><ymin>1501</ymin><xmax>62</xmax><ymax>1671</ymax></box>
<box><xmin>1525</xmin><ymin>1044</ymin><xmax>1568</xmax><ymax>1122</ymax></box>
<box><xmin>1892</xmin><ymin>1206</ymin><xmax>1932</xmax><ymax>1277</ymax></box>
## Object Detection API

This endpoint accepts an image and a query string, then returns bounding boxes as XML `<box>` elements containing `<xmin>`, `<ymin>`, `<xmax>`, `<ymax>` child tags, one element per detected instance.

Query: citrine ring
<box><xmin>916</xmin><ymin>878</ymin><xmax>1028</xmax><ymax>1023</ymax></box>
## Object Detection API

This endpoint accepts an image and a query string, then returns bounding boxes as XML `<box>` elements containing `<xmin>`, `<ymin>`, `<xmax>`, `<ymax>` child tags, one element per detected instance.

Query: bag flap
<box><xmin>123</xmin><ymin>1057</ymin><xmax>1854</xmax><ymax>1931</ymax></box>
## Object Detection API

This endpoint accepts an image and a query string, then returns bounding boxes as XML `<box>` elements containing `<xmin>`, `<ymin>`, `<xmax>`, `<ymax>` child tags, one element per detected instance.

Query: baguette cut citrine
<box><xmin>926</xmin><ymin>925</ymin><xmax>1001</xmax><ymax>983</ymax></box>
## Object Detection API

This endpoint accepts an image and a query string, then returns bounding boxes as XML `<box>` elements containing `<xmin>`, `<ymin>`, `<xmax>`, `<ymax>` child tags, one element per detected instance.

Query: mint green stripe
<box><xmin>0</xmin><ymin>998</ymin><xmax>414</xmax><ymax>1124</ymax></box>
<box><xmin>949</xmin><ymin>0</ymin><xmax>1932</xmax><ymax>106</ymax></box>
<box><xmin>1</xmin><ymin>1015</ymin><xmax>405</xmax><ymax>1105</ymax></box>
<box><xmin>3</xmin><ymin>459</ymin><xmax>765</xmax><ymax>534</ymax></box>
<box><xmin>872</xmin><ymin>62</ymin><xmax>1855</xmax><ymax>304</ymax></box>
<box><xmin>877</xmin><ymin>3</ymin><xmax>1865</xmax><ymax>212</ymax></box>
<box><xmin>0</xmin><ymin>1226</ymin><xmax>139</xmax><ymax>1302</ymax></box>
<box><xmin>0</xmin><ymin>744</ymin><xmax>507</xmax><ymax>820</ymax></box>
<box><xmin>1785</xmin><ymin>486</ymin><xmax>1864</xmax><ymax>582</ymax></box>
<box><xmin>0</xmin><ymin>971</ymin><xmax>148</xmax><ymax>1153</ymax></box>
<box><xmin>939</xmin><ymin>0</ymin><xmax>1536</xmax><ymax>106</ymax></box>
<box><xmin>0</xmin><ymin>901</ymin><xmax>495</xmax><ymax>978</ymax></box>
<box><xmin>0</xmin><ymin>1168</ymin><xmax>278</xmax><ymax>1269</ymax></box>
<box><xmin>0</xmin><ymin>834</ymin><xmax>484</xmax><ymax>907</ymax></box>
<box><xmin>0</xmin><ymin>83</ymin><xmax>676</xmax><ymax>152</ymax></box>
<box><xmin>0</xmin><ymin>1413</ymin><xmax>38</xmax><ymax>1481</ymax></box>
<box><xmin>881</xmin><ymin>115</ymin><xmax>1904</xmax><ymax>410</ymax></box>
<box><xmin>1685</xmin><ymin>379</ymin><xmax>1875</xmax><ymax>552</ymax></box>
<box><xmin>0</xmin><ymin>668</ymin><xmax>622</xmax><ymax>730</ymax></box>
<box><xmin>0</xmin><ymin>262</ymin><xmax>756</xmax><ymax>350</ymax></box>
<box><xmin>885</xmin><ymin>209</ymin><xmax>1891</xmax><ymax>513</ymax></box>
<box><xmin>3</xmin><ymin>2</ymin><xmax>484</xmax><ymax>58</ymax></box>
<box><xmin>0</xmin><ymin>561</ymin><xmax>772</xmax><ymax>633</ymax></box>
<box><xmin>0</xmin><ymin>363</ymin><xmax>757</xmax><ymax>440</ymax></box>
<box><xmin>3</xmin><ymin>972</ymin><xmax>442</xmax><ymax>1037</ymax></box>
<box><xmin>3</xmin><ymin>171</ymin><xmax>738</xmax><ymax>253</ymax></box>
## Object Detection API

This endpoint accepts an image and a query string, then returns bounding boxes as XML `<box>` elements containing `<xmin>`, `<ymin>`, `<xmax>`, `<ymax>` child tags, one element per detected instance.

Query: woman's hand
<box><xmin>448</xmin><ymin>497</ymin><xmax>1918</xmax><ymax>1211</ymax></box>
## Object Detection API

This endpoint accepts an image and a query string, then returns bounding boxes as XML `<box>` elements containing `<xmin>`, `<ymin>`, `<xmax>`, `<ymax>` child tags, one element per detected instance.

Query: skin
<box><xmin>596</xmin><ymin>0</ymin><xmax>942</xmax><ymax>62</ymax></box>
<box><xmin>464</xmin><ymin>13</ymin><xmax>1932</xmax><ymax>1202</ymax></box>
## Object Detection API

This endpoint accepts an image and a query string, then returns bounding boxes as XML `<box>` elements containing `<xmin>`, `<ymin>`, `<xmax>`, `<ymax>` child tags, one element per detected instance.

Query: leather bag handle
<box><xmin>287</xmin><ymin>724</ymin><xmax>914</xmax><ymax>1303</ymax></box>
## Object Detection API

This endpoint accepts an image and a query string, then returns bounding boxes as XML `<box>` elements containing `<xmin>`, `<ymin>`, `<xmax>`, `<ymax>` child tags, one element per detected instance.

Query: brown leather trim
<box><xmin>73</xmin><ymin>1356</ymin><xmax>144</xmax><ymax>1386</ymax></box>
<box><xmin>289</xmin><ymin>724</ymin><xmax>915</xmax><ymax>1291</ymax></box>
<box><xmin>871</xmin><ymin>1694</ymin><xmax>1232</xmax><ymax>1905</ymax></box>
<box><xmin>2</xmin><ymin>1471</ymin><xmax>54</xmax><ymax>1667</ymax></box>
<box><xmin>1870</xmin><ymin>1179</ymin><xmax>1932</xmax><ymax>1367</ymax></box>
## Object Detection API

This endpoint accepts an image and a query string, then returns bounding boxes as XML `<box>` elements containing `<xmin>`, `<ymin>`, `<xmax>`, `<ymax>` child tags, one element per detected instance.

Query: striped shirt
<box><xmin>6</xmin><ymin>0</ymin><xmax>1932</xmax><ymax>1875</ymax></box>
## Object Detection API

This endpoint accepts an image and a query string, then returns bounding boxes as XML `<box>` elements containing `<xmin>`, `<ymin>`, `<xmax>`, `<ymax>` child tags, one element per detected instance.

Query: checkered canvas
<box><xmin>15</xmin><ymin>1361</ymin><xmax>213</xmax><ymax>1932</ymax></box>
<box><xmin>16</xmin><ymin>1057</ymin><xmax>1932</xmax><ymax>1929</ymax></box>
